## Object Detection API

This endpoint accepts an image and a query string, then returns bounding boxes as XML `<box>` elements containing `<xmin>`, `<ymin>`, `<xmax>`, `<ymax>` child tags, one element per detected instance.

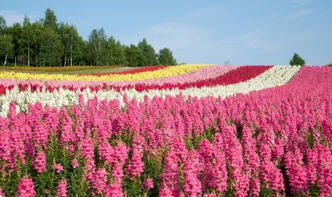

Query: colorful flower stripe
<box><xmin>0</xmin><ymin>64</ymin><xmax>206</xmax><ymax>82</ymax></box>
<box><xmin>0</xmin><ymin>65</ymin><xmax>234</xmax><ymax>88</ymax></box>
<box><xmin>0</xmin><ymin>66</ymin><xmax>331</xmax><ymax>196</ymax></box>
<box><xmin>79</xmin><ymin>65</ymin><xmax>169</xmax><ymax>76</ymax></box>
<box><xmin>0</xmin><ymin>66</ymin><xmax>299</xmax><ymax>117</ymax></box>
<box><xmin>0</xmin><ymin>65</ymin><xmax>239</xmax><ymax>93</ymax></box>
<box><xmin>119</xmin><ymin>65</ymin><xmax>299</xmax><ymax>99</ymax></box>
<box><xmin>120</xmin><ymin>65</ymin><xmax>270</xmax><ymax>92</ymax></box>
<box><xmin>0</xmin><ymin>65</ymin><xmax>268</xmax><ymax>94</ymax></box>
<box><xmin>106</xmin><ymin>65</ymin><xmax>241</xmax><ymax>86</ymax></box>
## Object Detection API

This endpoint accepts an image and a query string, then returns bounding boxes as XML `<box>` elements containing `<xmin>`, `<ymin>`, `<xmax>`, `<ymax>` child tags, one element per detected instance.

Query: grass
<box><xmin>0</xmin><ymin>65</ymin><xmax>133</xmax><ymax>75</ymax></box>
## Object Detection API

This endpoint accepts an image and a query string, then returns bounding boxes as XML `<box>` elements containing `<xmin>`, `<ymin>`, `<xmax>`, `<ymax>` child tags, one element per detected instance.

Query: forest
<box><xmin>0</xmin><ymin>9</ymin><xmax>177</xmax><ymax>67</ymax></box>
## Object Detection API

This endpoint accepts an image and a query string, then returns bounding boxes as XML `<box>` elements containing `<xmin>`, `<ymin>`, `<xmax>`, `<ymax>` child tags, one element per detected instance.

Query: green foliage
<box><xmin>0</xmin><ymin>15</ymin><xmax>6</xmax><ymax>34</ymax></box>
<box><xmin>289</xmin><ymin>53</ymin><xmax>306</xmax><ymax>66</ymax></box>
<box><xmin>185</xmin><ymin>127</ymin><xmax>217</xmax><ymax>150</ymax></box>
<box><xmin>125</xmin><ymin>45</ymin><xmax>147</xmax><ymax>67</ymax></box>
<box><xmin>87</xmin><ymin>28</ymin><xmax>108</xmax><ymax>66</ymax></box>
<box><xmin>309</xmin><ymin>183</ymin><xmax>320</xmax><ymax>197</ymax></box>
<box><xmin>43</xmin><ymin>8</ymin><xmax>58</xmax><ymax>31</ymax></box>
<box><xmin>138</xmin><ymin>38</ymin><xmax>159</xmax><ymax>66</ymax></box>
<box><xmin>0</xmin><ymin>34</ymin><xmax>14</xmax><ymax>65</ymax></box>
<box><xmin>37</xmin><ymin>28</ymin><xmax>63</xmax><ymax>66</ymax></box>
<box><xmin>158</xmin><ymin>48</ymin><xmax>177</xmax><ymax>65</ymax></box>
<box><xmin>0</xmin><ymin>9</ymin><xmax>177</xmax><ymax>66</ymax></box>
<box><xmin>58</xmin><ymin>23</ymin><xmax>85</xmax><ymax>66</ymax></box>
<box><xmin>105</xmin><ymin>36</ymin><xmax>127</xmax><ymax>66</ymax></box>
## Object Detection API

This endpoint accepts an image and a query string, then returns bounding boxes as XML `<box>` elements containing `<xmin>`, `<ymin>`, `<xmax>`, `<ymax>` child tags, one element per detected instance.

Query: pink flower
<box><xmin>53</xmin><ymin>163</ymin><xmax>64</xmax><ymax>173</ymax></box>
<box><xmin>8</xmin><ymin>102</ymin><xmax>17</xmax><ymax>119</ymax></box>
<box><xmin>159</xmin><ymin>186</ymin><xmax>173</xmax><ymax>197</ymax></box>
<box><xmin>127</xmin><ymin>135</ymin><xmax>145</xmax><ymax>178</ymax></box>
<box><xmin>284</xmin><ymin>150</ymin><xmax>308</xmax><ymax>192</ymax></box>
<box><xmin>142</xmin><ymin>178</ymin><xmax>154</xmax><ymax>191</ymax></box>
<box><xmin>105</xmin><ymin>182</ymin><xmax>123</xmax><ymax>197</ymax></box>
<box><xmin>183</xmin><ymin>150</ymin><xmax>202</xmax><ymax>197</ymax></box>
<box><xmin>0</xmin><ymin>187</ymin><xmax>5</xmax><ymax>197</ymax></box>
<box><xmin>89</xmin><ymin>168</ymin><xmax>107</xmax><ymax>195</ymax></box>
<box><xmin>81</xmin><ymin>138</ymin><xmax>95</xmax><ymax>159</ymax></box>
<box><xmin>17</xmin><ymin>177</ymin><xmax>36</xmax><ymax>197</ymax></box>
<box><xmin>203</xmin><ymin>194</ymin><xmax>216</xmax><ymax>197</ymax></box>
<box><xmin>159</xmin><ymin>151</ymin><xmax>180</xmax><ymax>196</ymax></box>
<box><xmin>33</xmin><ymin>151</ymin><xmax>46</xmax><ymax>173</ymax></box>
<box><xmin>111</xmin><ymin>161</ymin><xmax>124</xmax><ymax>184</ymax></box>
<box><xmin>56</xmin><ymin>180</ymin><xmax>67</xmax><ymax>197</ymax></box>
<box><xmin>71</xmin><ymin>159</ymin><xmax>79</xmax><ymax>169</ymax></box>
<box><xmin>32</xmin><ymin>121</ymin><xmax>49</xmax><ymax>148</ymax></box>
<box><xmin>59</xmin><ymin>110</ymin><xmax>74</xmax><ymax>144</ymax></box>
<box><xmin>81</xmin><ymin>138</ymin><xmax>95</xmax><ymax>171</ymax></box>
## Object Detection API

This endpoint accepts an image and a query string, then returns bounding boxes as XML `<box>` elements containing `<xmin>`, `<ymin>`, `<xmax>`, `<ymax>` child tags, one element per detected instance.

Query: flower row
<box><xmin>0</xmin><ymin>65</ymin><xmax>238</xmax><ymax>93</ymax></box>
<box><xmin>0</xmin><ymin>64</ymin><xmax>206</xmax><ymax>82</ymax></box>
<box><xmin>0</xmin><ymin>66</ymin><xmax>299</xmax><ymax>117</ymax></box>
<box><xmin>79</xmin><ymin>65</ymin><xmax>169</xmax><ymax>76</ymax></box>
<box><xmin>0</xmin><ymin>65</ymin><xmax>271</xmax><ymax>94</ymax></box>
<box><xmin>0</xmin><ymin>66</ymin><xmax>331</xmax><ymax>196</ymax></box>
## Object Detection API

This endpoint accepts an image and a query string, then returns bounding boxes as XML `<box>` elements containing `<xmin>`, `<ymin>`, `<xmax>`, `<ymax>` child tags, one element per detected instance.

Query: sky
<box><xmin>1</xmin><ymin>0</ymin><xmax>331</xmax><ymax>65</ymax></box>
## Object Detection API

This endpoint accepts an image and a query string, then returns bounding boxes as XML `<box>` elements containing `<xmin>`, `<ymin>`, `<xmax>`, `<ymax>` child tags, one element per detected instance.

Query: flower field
<box><xmin>0</xmin><ymin>65</ymin><xmax>331</xmax><ymax>197</ymax></box>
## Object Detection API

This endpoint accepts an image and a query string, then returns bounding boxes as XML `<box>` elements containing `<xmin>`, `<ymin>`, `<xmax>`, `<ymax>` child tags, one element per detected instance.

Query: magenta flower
<box><xmin>0</xmin><ymin>187</ymin><xmax>5</xmax><ymax>197</ymax></box>
<box><xmin>71</xmin><ymin>159</ymin><xmax>79</xmax><ymax>169</ymax></box>
<box><xmin>33</xmin><ymin>151</ymin><xmax>46</xmax><ymax>173</ymax></box>
<box><xmin>89</xmin><ymin>168</ymin><xmax>107</xmax><ymax>195</ymax></box>
<box><xmin>53</xmin><ymin>163</ymin><xmax>64</xmax><ymax>173</ymax></box>
<box><xmin>127</xmin><ymin>135</ymin><xmax>145</xmax><ymax>178</ymax></box>
<box><xmin>105</xmin><ymin>182</ymin><xmax>123</xmax><ymax>197</ymax></box>
<box><xmin>56</xmin><ymin>180</ymin><xmax>67</xmax><ymax>197</ymax></box>
<box><xmin>17</xmin><ymin>177</ymin><xmax>36</xmax><ymax>197</ymax></box>
<box><xmin>183</xmin><ymin>150</ymin><xmax>202</xmax><ymax>197</ymax></box>
<box><xmin>142</xmin><ymin>178</ymin><xmax>154</xmax><ymax>191</ymax></box>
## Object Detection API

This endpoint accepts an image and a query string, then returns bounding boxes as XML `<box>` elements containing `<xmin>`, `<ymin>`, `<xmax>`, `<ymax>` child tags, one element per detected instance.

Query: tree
<box><xmin>58</xmin><ymin>23</ymin><xmax>84</xmax><ymax>66</ymax></box>
<box><xmin>158</xmin><ymin>48</ymin><xmax>177</xmax><ymax>65</ymax></box>
<box><xmin>113</xmin><ymin>41</ymin><xmax>127</xmax><ymax>65</ymax></box>
<box><xmin>22</xmin><ymin>16</ymin><xmax>33</xmax><ymax>66</ymax></box>
<box><xmin>43</xmin><ymin>8</ymin><xmax>58</xmax><ymax>31</ymax></box>
<box><xmin>87</xmin><ymin>28</ymin><xmax>107</xmax><ymax>66</ymax></box>
<box><xmin>6</xmin><ymin>22</ymin><xmax>22</xmax><ymax>66</ymax></box>
<box><xmin>106</xmin><ymin>36</ymin><xmax>127</xmax><ymax>65</ymax></box>
<box><xmin>0</xmin><ymin>9</ymin><xmax>178</xmax><ymax>67</ymax></box>
<box><xmin>0</xmin><ymin>34</ymin><xmax>14</xmax><ymax>65</ymax></box>
<box><xmin>125</xmin><ymin>45</ymin><xmax>146</xmax><ymax>67</ymax></box>
<box><xmin>138</xmin><ymin>38</ymin><xmax>158</xmax><ymax>66</ymax></box>
<box><xmin>289</xmin><ymin>53</ymin><xmax>305</xmax><ymax>66</ymax></box>
<box><xmin>27</xmin><ymin>22</ymin><xmax>44</xmax><ymax>66</ymax></box>
<box><xmin>37</xmin><ymin>27</ymin><xmax>63</xmax><ymax>66</ymax></box>
<box><xmin>0</xmin><ymin>15</ymin><xmax>6</xmax><ymax>35</ymax></box>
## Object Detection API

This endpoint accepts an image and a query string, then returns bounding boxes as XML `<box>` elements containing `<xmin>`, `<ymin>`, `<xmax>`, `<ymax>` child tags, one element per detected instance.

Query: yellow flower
<box><xmin>0</xmin><ymin>65</ymin><xmax>208</xmax><ymax>82</ymax></box>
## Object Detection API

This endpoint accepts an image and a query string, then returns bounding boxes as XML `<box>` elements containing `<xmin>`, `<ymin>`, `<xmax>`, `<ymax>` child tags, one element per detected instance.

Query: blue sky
<box><xmin>1</xmin><ymin>0</ymin><xmax>331</xmax><ymax>65</ymax></box>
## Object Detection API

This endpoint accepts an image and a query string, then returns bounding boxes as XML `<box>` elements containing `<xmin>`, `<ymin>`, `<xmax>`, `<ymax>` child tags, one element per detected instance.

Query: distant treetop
<box><xmin>289</xmin><ymin>53</ymin><xmax>305</xmax><ymax>66</ymax></box>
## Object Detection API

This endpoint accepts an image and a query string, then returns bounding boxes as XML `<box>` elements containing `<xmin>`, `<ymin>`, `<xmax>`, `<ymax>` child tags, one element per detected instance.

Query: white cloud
<box><xmin>290</xmin><ymin>0</ymin><xmax>311</xmax><ymax>7</ymax></box>
<box><xmin>136</xmin><ymin>21</ymin><xmax>287</xmax><ymax>64</ymax></box>
<box><xmin>0</xmin><ymin>10</ymin><xmax>35</xmax><ymax>26</ymax></box>
<box><xmin>119</xmin><ymin>5</ymin><xmax>314</xmax><ymax>65</ymax></box>
<box><xmin>286</xmin><ymin>9</ymin><xmax>313</xmax><ymax>22</ymax></box>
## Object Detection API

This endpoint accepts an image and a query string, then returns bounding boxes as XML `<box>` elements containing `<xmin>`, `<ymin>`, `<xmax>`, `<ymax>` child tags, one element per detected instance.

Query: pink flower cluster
<box><xmin>0</xmin><ymin>66</ymin><xmax>331</xmax><ymax>196</ymax></box>
<box><xmin>56</xmin><ymin>180</ymin><xmax>67</xmax><ymax>197</ymax></box>
<box><xmin>17</xmin><ymin>178</ymin><xmax>35</xmax><ymax>197</ymax></box>
<box><xmin>0</xmin><ymin>65</ymin><xmax>270</xmax><ymax>93</ymax></box>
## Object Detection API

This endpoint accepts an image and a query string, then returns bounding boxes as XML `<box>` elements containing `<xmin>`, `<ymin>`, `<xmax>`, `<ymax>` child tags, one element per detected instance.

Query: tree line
<box><xmin>0</xmin><ymin>9</ymin><xmax>177</xmax><ymax>67</ymax></box>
